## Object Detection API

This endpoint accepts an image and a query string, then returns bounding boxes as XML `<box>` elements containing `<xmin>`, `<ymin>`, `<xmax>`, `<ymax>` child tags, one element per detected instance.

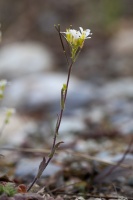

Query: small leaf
<box><xmin>62</xmin><ymin>84</ymin><xmax>67</xmax><ymax>91</ymax></box>
<box><xmin>55</xmin><ymin>141</ymin><xmax>64</xmax><ymax>150</ymax></box>
<box><xmin>61</xmin><ymin>88</ymin><xmax>65</xmax><ymax>109</ymax></box>
<box><xmin>37</xmin><ymin>157</ymin><xmax>46</xmax><ymax>178</ymax></box>
<box><xmin>49</xmin><ymin>141</ymin><xmax>64</xmax><ymax>158</ymax></box>
<box><xmin>2</xmin><ymin>183</ymin><xmax>17</xmax><ymax>197</ymax></box>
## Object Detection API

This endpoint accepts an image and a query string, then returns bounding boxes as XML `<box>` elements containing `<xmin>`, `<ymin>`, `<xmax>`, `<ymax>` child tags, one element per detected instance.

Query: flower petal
<box><xmin>79</xmin><ymin>27</ymin><xmax>83</xmax><ymax>33</ymax></box>
<box><xmin>85</xmin><ymin>29</ymin><xmax>91</xmax><ymax>37</ymax></box>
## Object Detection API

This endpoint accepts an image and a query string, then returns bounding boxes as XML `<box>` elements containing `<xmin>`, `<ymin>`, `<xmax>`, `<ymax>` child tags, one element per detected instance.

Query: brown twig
<box><xmin>94</xmin><ymin>137</ymin><xmax>133</xmax><ymax>183</ymax></box>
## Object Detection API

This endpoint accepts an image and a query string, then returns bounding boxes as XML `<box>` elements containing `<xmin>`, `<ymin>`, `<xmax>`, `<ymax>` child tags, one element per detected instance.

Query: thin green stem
<box><xmin>55</xmin><ymin>61</ymin><xmax>73</xmax><ymax>133</ymax></box>
<box><xmin>27</xmin><ymin>60</ymin><xmax>74</xmax><ymax>192</ymax></box>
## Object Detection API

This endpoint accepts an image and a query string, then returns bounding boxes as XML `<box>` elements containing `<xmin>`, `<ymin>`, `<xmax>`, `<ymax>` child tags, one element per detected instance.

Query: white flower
<box><xmin>79</xmin><ymin>27</ymin><xmax>92</xmax><ymax>39</ymax></box>
<box><xmin>5</xmin><ymin>108</ymin><xmax>16</xmax><ymax>124</ymax></box>
<box><xmin>62</xmin><ymin>27</ymin><xmax>92</xmax><ymax>48</ymax></box>
<box><xmin>69</xmin><ymin>29</ymin><xmax>79</xmax><ymax>38</ymax></box>
<box><xmin>0</xmin><ymin>79</ymin><xmax>7</xmax><ymax>99</ymax></box>
<box><xmin>61</xmin><ymin>26</ymin><xmax>92</xmax><ymax>61</ymax></box>
<box><xmin>0</xmin><ymin>79</ymin><xmax>7</xmax><ymax>90</ymax></box>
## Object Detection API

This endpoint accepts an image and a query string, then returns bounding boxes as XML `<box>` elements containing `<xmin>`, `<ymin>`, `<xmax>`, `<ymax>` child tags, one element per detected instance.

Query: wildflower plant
<box><xmin>0</xmin><ymin>183</ymin><xmax>17</xmax><ymax>197</ymax></box>
<box><xmin>27</xmin><ymin>25</ymin><xmax>92</xmax><ymax>192</ymax></box>
<box><xmin>0</xmin><ymin>101</ymin><xmax>16</xmax><ymax>137</ymax></box>
<box><xmin>0</xmin><ymin>29</ymin><xmax>16</xmax><ymax>137</ymax></box>
<box><xmin>62</xmin><ymin>27</ymin><xmax>92</xmax><ymax>62</ymax></box>
<box><xmin>0</xmin><ymin>80</ymin><xmax>7</xmax><ymax>99</ymax></box>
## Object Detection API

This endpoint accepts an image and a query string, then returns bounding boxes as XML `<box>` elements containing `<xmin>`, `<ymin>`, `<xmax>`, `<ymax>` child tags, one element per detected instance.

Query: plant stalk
<box><xmin>27</xmin><ymin>61</ymin><xmax>74</xmax><ymax>192</ymax></box>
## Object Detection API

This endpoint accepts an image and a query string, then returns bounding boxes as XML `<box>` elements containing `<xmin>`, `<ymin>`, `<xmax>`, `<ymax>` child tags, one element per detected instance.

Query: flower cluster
<box><xmin>64</xmin><ymin>27</ymin><xmax>91</xmax><ymax>47</ymax></box>
<box><xmin>0</xmin><ymin>79</ymin><xmax>7</xmax><ymax>99</ymax></box>
<box><xmin>62</xmin><ymin>27</ymin><xmax>92</xmax><ymax>61</ymax></box>
<box><xmin>5</xmin><ymin>108</ymin><xmax>16</xmax><ymax>124</ymax></box>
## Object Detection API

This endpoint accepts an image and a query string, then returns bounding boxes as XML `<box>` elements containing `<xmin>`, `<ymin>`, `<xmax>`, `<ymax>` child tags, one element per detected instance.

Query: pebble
<box><xmin>100</xmin><ymin>78</ymin><xmax>133</xmax><ymax>100</ymax></box>
<box><xmin>109</xmin><ymin>25</ymin><xmax>133</xmax><ymax>55</ymax></box>
<box><xmin>0</xmin><ymin>112</ymin><xmax>37</xmax><ymax>146</ymax></box>
<box><xmin>99</xmin><ymin>78</ymin><xmax>133</xmax><ymax>134</ymax></box>
<box><xmin>55</xmin><ymin>116</ymin><xmax>87</xmax><ymax>134</ymax></box>
<box><xmin>0</xmin><ymin>42</ymin><xmax>54</xmax><ymax>80</ymax></box>
<box><xmin>2</xmin><ymin>73</ymin><xmax>96</xmax><ymax>113</ymax></box>
<box><xmin>74</xmin><ymin>140</ymin><xmax>100</xmax><ymax>153</ymax></box>
<box><xmin>108</xmin><ymin>24</ymin><xmax>133</xmax><ymax>76</ymax></box>
<box><xmin>2</xmin><ymin>72</ymin><xmax>133</xmax><ymax>148</ymax></box>
<box><xmin>15</xmin><ymin>158</ymin><xmax>62</xmax><ymax>179</ymax></box>
<box><xmin>127</xmin><ymin>177</ymin><xmax>133</xmax><ymax>187</ymax></box>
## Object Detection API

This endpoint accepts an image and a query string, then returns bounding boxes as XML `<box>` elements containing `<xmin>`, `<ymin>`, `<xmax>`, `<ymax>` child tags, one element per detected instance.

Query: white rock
<box><xmin>3</xmin><ymin>73</ymin><xmax>96</xmax><ymax>112</ymax></box>
<box><xmin>0</xmin><ymin>42</ymin><xmax>54</xmax><ymax>79</ymax></box>
<box><xmin>113</xmin><ymin>117</ymin><xmax>133</xmax><ymax>135</ymax></box>
<box><xmin>108</xmin><ymin>24</ymin><xmax>133</xmax><ymax>75</ymax></box>
<box><xmin>97</xmin><ymin>151</ymin><xmax>133</xmax><ymax>162</ymax></box>
<box><xmin>75</xmin><ymin>140</ymin><xmax>100</xmax><ymax>152</ymax></box>
<box><xmin>100</xmin><ymin>78</ymin><xmax>133</xmax><ymax>100</ymax></box>
<box><xmin>110</xmin><ymin>27</ymin><xmax>133</xmax><ymax>55</ymax></box>
<box><xmin>0</xmin><ymin>111</ymin><xmax>37</xmax><ymax>146</ymax></box>
<box><xmin>15</xmin><ymin>158</ymin><xmax>61</xmax><ymax>178</ymax></box>
<box><xmin>85</xmin><ymin>107</ymin><xmax>104</xmax><ymax>123</ymax></box>
<box><xmin>54</xmin><ymin>116</ymin><xmax>86</xmax><ymax>134</ymax></box>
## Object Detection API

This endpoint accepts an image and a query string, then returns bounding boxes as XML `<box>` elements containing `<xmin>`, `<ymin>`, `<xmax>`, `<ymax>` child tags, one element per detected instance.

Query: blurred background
<box><xmin>0</xmin><ymin>0</ymin><xmax>133</xmax><ymax>147</ymax></box>
<box><xmin>0</xmin><ymin>1</ymin><xmax>133</xmax><ymax>191</ymax></box>
<box><xmin>0</xmin><ymin>0</ymin><xmax>133</xmax><ymax>78</ymax></box>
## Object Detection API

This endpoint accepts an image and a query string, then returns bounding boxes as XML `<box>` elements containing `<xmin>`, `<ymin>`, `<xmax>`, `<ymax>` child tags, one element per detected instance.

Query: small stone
<box><xmin>0</xmin><ymin>42</ymin><xmax>54</xmax><ymax>80</ymax></box>
<box><xmin>15</xmin><ymin>158</ymin><xmax>62</xmax><ymax>179</ymax></box>
<box><xmin>3</xmin><ymin>73</ymin><xmax>95</xmax><ymax>113</ymax></box>
<box><xmin>127</xmin><ymin>177</ymin><xmax>133</xmax><ymax>187</ymax></box>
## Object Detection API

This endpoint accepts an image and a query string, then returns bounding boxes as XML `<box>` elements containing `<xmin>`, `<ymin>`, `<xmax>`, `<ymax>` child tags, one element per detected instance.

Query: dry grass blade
<box><xmin>0</xmin><ymin>147</ymin><xmax>131</xmax><ymax>169</ymax></box>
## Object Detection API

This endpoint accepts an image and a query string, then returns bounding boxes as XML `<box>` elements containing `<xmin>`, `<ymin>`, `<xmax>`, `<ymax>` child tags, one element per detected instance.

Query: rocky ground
<box><xmin>0</xmin><ymin>1</ymin><xmax>133</xmax><ymax>199</ymax></box>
